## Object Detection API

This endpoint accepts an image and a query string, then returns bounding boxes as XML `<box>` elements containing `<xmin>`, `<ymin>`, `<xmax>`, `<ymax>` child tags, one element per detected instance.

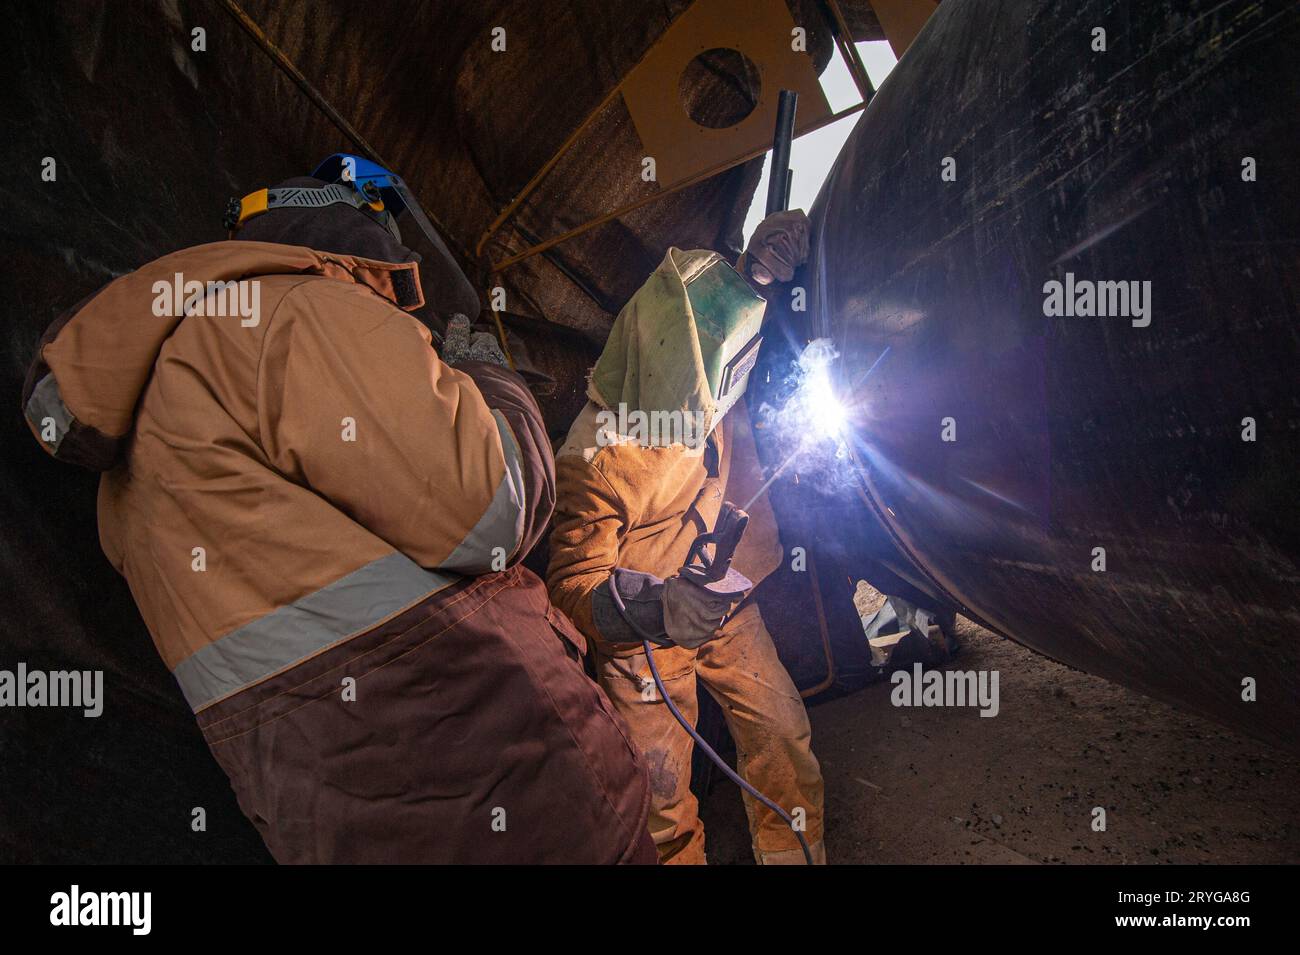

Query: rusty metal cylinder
<box><xmin>801</xmin><ymin>0</ymin><xmax>1299</xmax><ymax>748</ymax></box>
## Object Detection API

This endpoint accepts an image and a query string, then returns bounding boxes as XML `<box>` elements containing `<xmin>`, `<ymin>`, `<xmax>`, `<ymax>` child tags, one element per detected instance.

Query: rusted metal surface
<box><xmin>0</xmin><ymin>0</ymin><xmax>844</xmax><ymax>861</ymax></box>
<box><xmin>800</xmin><ymin>0</ymin><xmax>1300</xmax><ymax>749</ymax></box>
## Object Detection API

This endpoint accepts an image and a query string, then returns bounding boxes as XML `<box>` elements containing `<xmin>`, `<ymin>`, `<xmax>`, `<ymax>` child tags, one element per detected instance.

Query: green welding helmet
<box><xmin>683</xmin><ymin>253</ymin><xmax>768</xmax><ymax>421</ymax></box>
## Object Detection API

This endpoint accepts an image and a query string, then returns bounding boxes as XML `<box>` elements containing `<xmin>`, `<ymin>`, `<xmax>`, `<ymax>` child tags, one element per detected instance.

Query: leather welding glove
<box><xmin>661</xmin><ymin>575</ymin><xmax>745</xmax><ymax>649</ymax></box>
<box><xmin>743</xmin><ymin>209</ymin><xmax>811</xmax><ymax>285</ymax></box>
<box><xmin>591</xmin><ymin>569</ymin><xmax>668</xmax><ymax>647</ymax></box>
<box><xmin>441</xmin><ymin>313</ymin><xmax>509</xmax><ymax>367</ymax></box>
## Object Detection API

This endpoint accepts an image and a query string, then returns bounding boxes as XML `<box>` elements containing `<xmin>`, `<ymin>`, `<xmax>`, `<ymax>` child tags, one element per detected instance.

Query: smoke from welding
<box><xmin>750</xmin><ymin>339</ymin><xmax>860</xmax><ymax>507</ymax></box>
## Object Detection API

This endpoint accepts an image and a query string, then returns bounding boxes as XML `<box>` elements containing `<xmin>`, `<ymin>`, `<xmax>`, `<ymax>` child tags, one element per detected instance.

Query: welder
<box><xmin>21</xmin><ymin>155</ymin><xmax>655</xmax><ymax>864</ymax></box>
<box><xmin>547</xmin><ymin>211</ymin><xmax>827</xmax><ymax>864</ymax></box>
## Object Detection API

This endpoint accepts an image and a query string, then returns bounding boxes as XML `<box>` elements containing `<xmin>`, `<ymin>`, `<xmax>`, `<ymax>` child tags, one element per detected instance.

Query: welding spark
<box><xmin>742</xmin><ymin>343</ymin><xmax>891</xmax><ymax>510</ymax></box>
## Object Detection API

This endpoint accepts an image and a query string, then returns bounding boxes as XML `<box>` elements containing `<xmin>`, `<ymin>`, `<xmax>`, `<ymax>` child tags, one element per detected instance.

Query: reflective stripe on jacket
<box><xmin>23</xmin><ymin>242</ymin><xmax>529</xmax><ymax>703</ymax></box>
<box><xmin>22</xmin><ymin>240</ymin><xmax>653</xmax><ymax>863</ymax></box>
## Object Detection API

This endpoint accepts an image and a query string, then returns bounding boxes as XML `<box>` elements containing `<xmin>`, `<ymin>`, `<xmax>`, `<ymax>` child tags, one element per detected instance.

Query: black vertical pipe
<box><xmin>765</xmin><ymin>89</ymin><xmax>798</xmax><ymax>215</ymax></box>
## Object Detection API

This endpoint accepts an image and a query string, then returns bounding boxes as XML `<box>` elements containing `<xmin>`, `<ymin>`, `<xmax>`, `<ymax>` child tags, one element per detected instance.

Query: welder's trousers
<box><xmin>595</xmin><ymin>601</ymin><xmax>825</xmax><ymax>864</ymax></box>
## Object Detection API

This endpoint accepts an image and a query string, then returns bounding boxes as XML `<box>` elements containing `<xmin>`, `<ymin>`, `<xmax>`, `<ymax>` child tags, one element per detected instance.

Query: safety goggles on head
<box><xmin>683</xmin><ymin>253</ymin><xmax>768</xmax><ymax>421</ymax></box>
<box><xmin>223</xmin><ymin>154</ymin><xmax>443</xmax><ymax>251</ymax></box>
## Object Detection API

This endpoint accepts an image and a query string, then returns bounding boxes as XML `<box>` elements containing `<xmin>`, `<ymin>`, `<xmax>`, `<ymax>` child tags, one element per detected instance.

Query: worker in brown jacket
<box><xmin>21</xmin><ymin>155</ymin><xmax>654</xmax><ymax>864</ymax></box>
<box><xmin>547</xmin><ymin>213</ymin><xmax>826</xmax><ymax>864</ymax></box>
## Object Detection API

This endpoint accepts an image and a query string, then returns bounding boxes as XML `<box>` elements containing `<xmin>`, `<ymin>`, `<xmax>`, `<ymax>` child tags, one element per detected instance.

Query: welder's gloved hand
<box><xmin>661</xmin><ymin>575</ymin><xmax>744</xmax><ymax>649</ymax></box>
<box><xmin>592</xmin><ymin>569</ymin><xmax>667</xmax><ymax>647</ymax></box>
<box><xmin>441</xmin><ymin>313</ymin><xmax>508</xmax><ymax>368</ymax></box>
<box><xmin>743</xmin><ymin>209</ymin><xmax>810</xmax><ymax>285</ymax></box>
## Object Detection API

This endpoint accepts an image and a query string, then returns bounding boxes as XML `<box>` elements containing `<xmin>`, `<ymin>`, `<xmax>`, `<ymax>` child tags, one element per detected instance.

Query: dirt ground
<box><xmin>698</xmin><ymin>617</ymin><xmax>1300</xmax><ymax>865</ymax></box>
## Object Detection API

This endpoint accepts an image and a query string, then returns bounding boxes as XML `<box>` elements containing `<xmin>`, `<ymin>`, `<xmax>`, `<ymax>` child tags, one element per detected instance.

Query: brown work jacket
<box><xmin>547</xmin><ymin>399</ymin><xmax>783</xmax><ymax>658</ymax></box>
<box><xmin>22</xmin><ymin>240</ymin><xmax>652</xmax><ymax>864</ymax></box>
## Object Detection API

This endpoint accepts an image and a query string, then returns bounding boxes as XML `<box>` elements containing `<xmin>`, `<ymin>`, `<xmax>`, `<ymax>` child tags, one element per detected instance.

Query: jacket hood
<box><xmin>236</xmin><ymin>176</ymin><xmax>481</xmax><ymax>322</ymax></box>
<box><xmin>22</xmin><ymin>241</ymin><xmax>424</xmax><ymax>471</ymax></box>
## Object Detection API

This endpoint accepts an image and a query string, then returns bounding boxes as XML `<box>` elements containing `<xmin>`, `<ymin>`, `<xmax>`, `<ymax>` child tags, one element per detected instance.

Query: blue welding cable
<box><xmin>607</xmin><ymin>568</ymin><xmax>814</xmax><ymax>864</ymax></box>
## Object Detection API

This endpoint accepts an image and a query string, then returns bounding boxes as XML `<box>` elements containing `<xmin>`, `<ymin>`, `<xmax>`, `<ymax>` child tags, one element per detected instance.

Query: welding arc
<box><xmin>605</xmin><ymin>570</ymin><xmax>815</xmax><ymax>864</ymax></box>
<box><xmin>743</xmin><ymin>346</ymin><xmax>892</xmax><ymax>511</ymax></box>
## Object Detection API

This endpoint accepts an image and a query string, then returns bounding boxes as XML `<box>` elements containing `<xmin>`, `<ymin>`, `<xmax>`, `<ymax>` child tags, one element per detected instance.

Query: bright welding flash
<box><xmin>807</xmin><ymin>365</ymin><xmax>847</xmax><ymax>438</ymax></box>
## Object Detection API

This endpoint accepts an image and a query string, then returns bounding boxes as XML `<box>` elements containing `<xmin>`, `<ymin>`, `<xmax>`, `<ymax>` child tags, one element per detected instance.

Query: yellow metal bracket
<box><xmin>475</xmin><ymin>0</ymin><xmax>875</xmax><ymax>274</ymax></box>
